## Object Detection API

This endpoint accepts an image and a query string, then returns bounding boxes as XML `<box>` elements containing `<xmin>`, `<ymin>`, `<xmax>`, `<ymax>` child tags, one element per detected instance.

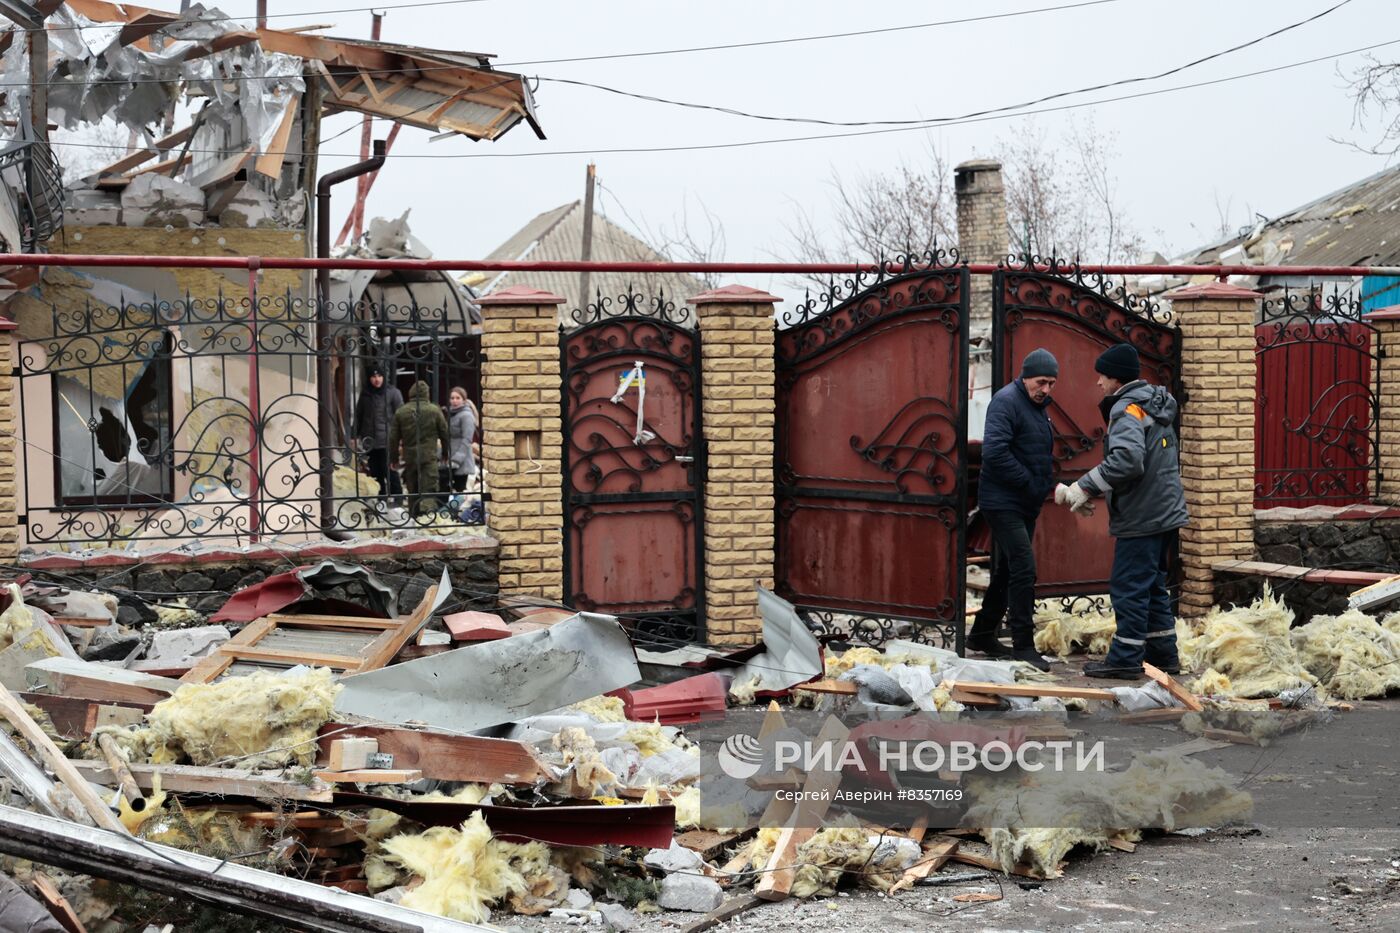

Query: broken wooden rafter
<box><xmin>313</xmin><ymin>768</ymin><xmax>422</xmax><ymax>784</ymax></box>
<box><xmin>25</xmin><ymin>658</ymin><xmax>178</xmax><ymax>705</ymax></box>
<box><xmin>70</xmin><ymin>759</ymin><xmax>336</xmax><ymax>803</ymax></box>
<box><xmin>0</xmin><ymin>803</ymin><xmax>486</xmax><ymax>933</ymax></box>
<box><xmin>946</xmin><ymin>681</ymin><xmax>1120</xmax><ymax>702</ymax></box>
<box><xmin>316</xmin><ymin>721</ymin><xmax>552</xmax><ymax>784</ymax></box>
<box><xmin>1142</xmin><ymin>662</ymin><xmax>1204</xmax><ymax>712</ymax></box>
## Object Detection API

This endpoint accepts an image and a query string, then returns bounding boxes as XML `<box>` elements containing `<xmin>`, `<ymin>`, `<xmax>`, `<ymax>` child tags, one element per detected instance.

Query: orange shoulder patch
<box><xmin>1124</xmin><ymin>403</ymin><xmax>1147</xmax><ymax>421</ymax></box>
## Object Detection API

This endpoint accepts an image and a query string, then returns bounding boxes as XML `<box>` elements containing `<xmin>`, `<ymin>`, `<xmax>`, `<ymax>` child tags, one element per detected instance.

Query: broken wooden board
<box><xmin>31</xmin><ymin>872</ymin><xmax>86</xmax><ymax>933</ymax></box>
<box><xmin>313</xmin><ymin>768</ymin><xmax>422</xmax><ymax>784</ymax></box>
<box><xmin>16</xmin><ymin>693</ymin><xmax>151</xmax><ymax>740</ymax></box>
<box><xmin>755</xmin><ymin>716</ymin><xmax>849</xmax><ymax>902</ymax></box>
<box><xmin>182</xmin><ymin>586</ymin><xmax>438</xmax><ymax>684</ymax></box>
<box><xmin>315</xmin><ymin>722</ymin><xmax>552</xmax><ymax>785</ymax></box>
<box><xmin>24</xmin><ymin>658</ymin><xmax>179</xmax><ymax>706</ymax></box>
<box><xmin>1117</xmin><ymin>707</ymin><xmax>1189</xmax><ymax>724</ymax></box>
<box><xmin>950</xmin><ymin>847</ymin><xmax>1060</xmax><ymax>880</ymax></box>
<box><xmin>888</xmin><ymin>837</ymin><xmax>959</xmax><ymax>895</ymax></box>
<box><xmin>1348</xmin><ymin>574</ymin><xmax>1400</xmax><ymax>611</ymax></box>
<box><xmin>947</xmin><ymin>687</ymin><xmax>1004</xmax><ymax>708</ymax></box>
<box><xmin>69</xmin><ymin>759</ymin><xmax>335</xmax><ymax>803</ymax></box>
<box><xmin>795</xmin><ymin>679</ymin><xmax>859</xmax><ymax>695</ymax></box>
<box><xmin>0</xmin><ymin>684</ymin><xmax>128</xmax><ymax>834</ymax></box>
<box><xmin>326</xmin><ymin>737</ymin><xmax>378</xmax><ymax>771</ymax></box>
<box><xmin>1142</xmin><ymin>662</ymin><xmax>1204</xmax><ymax>712</ymax></box>
<box><xmin>680</xmin><ymin>894</ymin><xmax>765</xmax><ymax>933</ymax></box>
<box><xmin>947</xmin><ymin>680</ymin><xmax>1120</xmax><ymax>702</ymax></box>
<box><xmin>675</xmin><ymin>828</ymin><xmax>755</xmax><ymax>862</ymax></box>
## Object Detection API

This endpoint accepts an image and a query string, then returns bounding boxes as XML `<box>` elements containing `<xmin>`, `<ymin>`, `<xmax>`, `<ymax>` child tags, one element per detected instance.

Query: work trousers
<box><xmin>402</xmin><ymin>459</ymin><xmax>441</xmax><ymax>516</ymax></box>
<box><xmin>1104</xmin><ymin>529</ymin><xmax>1179</xmax><ymax>669</ymax></box>
<box><xmin>969</xmin><ymin>510</ymin><xmax>1039</xmax><ymax>649</ymax></box>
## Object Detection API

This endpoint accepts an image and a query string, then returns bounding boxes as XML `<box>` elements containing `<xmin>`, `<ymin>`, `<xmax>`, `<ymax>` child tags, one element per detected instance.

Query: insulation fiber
<box><xmin>1033</xmin><ymin>602</ymin><xmax>1116</xmax><ymax>657</ymax></box>
<box><xmin>1291</xmin><ymin>610</ymin><xmax>1400</xmax><ymax>700</ymax></box>
<box><xmin>1176</xmin><ymin>588</ymin><xmax>1316</xmax><ymax>698</ymax></box>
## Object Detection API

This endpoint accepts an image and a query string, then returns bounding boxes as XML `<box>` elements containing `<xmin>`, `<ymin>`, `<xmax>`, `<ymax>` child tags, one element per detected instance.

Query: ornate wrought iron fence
<box><xmin>1254</xmin><ymin>289</ymin><xmax>1380</xmax><ymax>508</ymax></box>
<box><xmin>17</xmin><ymin>291</ymin><xmax>484</xmax><ymax>546</ymax></box>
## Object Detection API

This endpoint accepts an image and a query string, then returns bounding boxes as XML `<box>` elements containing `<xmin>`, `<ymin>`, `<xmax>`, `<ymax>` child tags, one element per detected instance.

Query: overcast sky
<box><xmin>211</xmin><ymin>0</ymin><xmax>1393</xmax><ymax>300</ymax></box>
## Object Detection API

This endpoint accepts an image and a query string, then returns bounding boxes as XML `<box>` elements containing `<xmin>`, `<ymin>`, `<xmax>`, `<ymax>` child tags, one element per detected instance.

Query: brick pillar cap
<box><xmin>1365</xmin><ymin>304</ymin><xmax>1400</xmax><ymax>321</ymax></box>
<box><xmin>1164</xmin><ymin>281</ymin><xmax>1260</xmax><ymax>301</ymax></box>
<box><xmin>690</xmin><ymin>284</ymin><xmax>783</xmax><ymax>305</ymax></box>
<box><xmin>477</xmin><ymin>285</ymin><xmax>567</xmax><ymax>306</ymax></box>
<box><xmin>954</xmin><ymin>158</ymin><xmax>1002</xmax><ymax>172</ymax></box>
<box><xmin>0</xmin><ymin>316</ymin><xmax>15</xmax><ymax>331</ymax></box>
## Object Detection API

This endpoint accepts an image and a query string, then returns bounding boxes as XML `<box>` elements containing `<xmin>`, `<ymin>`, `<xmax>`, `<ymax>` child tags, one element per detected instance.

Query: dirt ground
<box><xmin>503</xmin><ymin>825</ymin><xmax>1400</xmax><ymax>932</ymax></box>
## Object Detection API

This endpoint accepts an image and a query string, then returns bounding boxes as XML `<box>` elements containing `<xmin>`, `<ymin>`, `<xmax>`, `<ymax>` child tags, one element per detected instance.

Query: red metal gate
<box><xmin>774</xmin><ymin>257</ymin><xmax>969</xmax><ymax>647</ymax></box>
<box><xmin>561</xmin><ymin>297</ymin><xmax>705</xmax><ymax>643</ymax></box>
<box><xmin>993</xmin><ymin>262</ymin><xmax>1182</xmax><ymax>597</ymax></box>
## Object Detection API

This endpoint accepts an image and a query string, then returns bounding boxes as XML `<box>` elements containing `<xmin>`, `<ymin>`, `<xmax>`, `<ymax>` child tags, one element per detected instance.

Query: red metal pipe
<box><xmin>2</xmin><ymin>254</ymin><xmax>1397</xmax><ymax>277</ymax></box>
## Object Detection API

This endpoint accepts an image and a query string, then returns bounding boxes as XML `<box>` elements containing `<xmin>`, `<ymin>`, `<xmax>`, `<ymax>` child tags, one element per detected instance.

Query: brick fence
<box><xmin>1370</xmin><ymin>306</ymin><xmax>1400</xmax><ymax>506</ymax></box>
<box><xmin>0</xmin><ymin>320</ymin><xmax>16</xmax><ymax>564</ymax></box>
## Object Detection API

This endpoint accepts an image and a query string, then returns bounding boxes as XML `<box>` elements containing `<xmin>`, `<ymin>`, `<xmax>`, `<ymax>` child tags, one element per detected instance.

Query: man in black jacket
<box><xmin>353</xmin><ymin>364</ymin><xmax>404</xmax><ymax>501</ymax></box>
<box><xmin>967</xmin><ymin>348</ymin><xmax>1059</xmax><ymax>671</ymax></box>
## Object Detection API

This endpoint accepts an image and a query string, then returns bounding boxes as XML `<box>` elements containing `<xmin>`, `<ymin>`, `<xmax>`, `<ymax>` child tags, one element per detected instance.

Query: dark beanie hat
<box><xmin>1020</xmin><ymin>348</ymin><xmax>1059</xmax><ymax>379</ymax></box>
<box><xmin>367</xmin><ymin>363</ymin><xmax>385</xmax><ymax>377</ymax></box>
<box><xmin>1095</xmin><ymin>343</ymin><xmax>1140</xmax><ymax>382</ymax></box>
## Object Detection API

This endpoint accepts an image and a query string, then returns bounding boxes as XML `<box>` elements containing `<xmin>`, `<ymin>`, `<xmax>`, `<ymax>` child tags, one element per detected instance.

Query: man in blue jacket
<box><xmin>1059</xmin><ymin>343</ymin><xmax>1189</xmax><ymax>679</ymax></box>
<box><xmin>967</xmin><ymin>348</ymin><xmax>1059</xmax><ymax>671</ymax></box>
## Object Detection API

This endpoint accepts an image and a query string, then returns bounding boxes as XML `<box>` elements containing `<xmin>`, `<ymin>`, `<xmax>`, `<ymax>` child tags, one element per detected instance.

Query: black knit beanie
<box><xmin>1020</xmin><ymin>348</ymin><xmax>1059</xmax><ymax>379</ymax></box>
<box><xmin>1094</xmin><ymin>343</ymin><xmax>1140</xmax><ymax>382</ymax></box>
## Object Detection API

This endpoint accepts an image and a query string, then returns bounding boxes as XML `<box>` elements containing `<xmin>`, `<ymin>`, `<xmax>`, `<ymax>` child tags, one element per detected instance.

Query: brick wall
<box><xmin>0</xmin><ymin>322</ymin><xmax>15</xmax><ymax>562</ymax></box>
<box><xmin>1170</xmin><ymin>282</ymin><xmax>1260</xmax><ymax>617</ymax></box>
<box><xmin>477</xmin><ymin>287</ymin><xmax>566</xmax><ymax>600</ymax></box>
<box><xmin>1370</xmin><ymin>308</ymin><xmax>1400</xmax><ymax>505</ymax></box>
<box><xmin>693</xmin><ymin>286</ymin><xmax>779</xmax><ymax>644</ymax></box>
<box><xmin>954</xmin><ymin>160</ymin><xmax>1008</xmax><ymax>340</ymax></box>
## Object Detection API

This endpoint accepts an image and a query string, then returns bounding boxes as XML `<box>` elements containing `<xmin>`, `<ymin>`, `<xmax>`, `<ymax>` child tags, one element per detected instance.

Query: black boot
<box><xmin>1012</xmin><ymin>645</ymin><xmax>1050</xmax><ymax>672</ymax></box>
<box><xmin>1083</xmin><ymin>659</ymin><xmax>1144</xmax><ymax>680</ymax></box>
<box><xmin>966</xmin><ymin>632</ymin><xmax>1012</xmax><ymax>658</ymax></box>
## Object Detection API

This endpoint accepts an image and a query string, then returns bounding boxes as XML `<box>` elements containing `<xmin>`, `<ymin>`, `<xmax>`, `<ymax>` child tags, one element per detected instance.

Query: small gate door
<box><xmin>561</xmin><ymin>305</ymin><xmax>705</xmax><ymax>642</ymax></box>
<box><xmin>774</xmin><ymin>260</ymin><xmax>969</xmax><ymax>647</ymax></box>
<box><xmin>992</xmin><ymin>264</ymin><xmax>1181</xmax><ymax>596</ymax></box>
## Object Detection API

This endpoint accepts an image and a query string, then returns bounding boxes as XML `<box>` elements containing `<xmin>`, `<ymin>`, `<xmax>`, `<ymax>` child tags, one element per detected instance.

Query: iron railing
<box><xmin>17</xmin><ymin>291</ymin><xmax>483</xmax><ymax>546</ymax></box>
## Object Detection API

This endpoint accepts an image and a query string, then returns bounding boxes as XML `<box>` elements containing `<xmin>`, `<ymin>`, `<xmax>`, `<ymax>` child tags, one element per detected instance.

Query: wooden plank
<box><xmin>948</xmin><ymin>687</ymin><xmax>1004</xmax><ymax>708</ymax></box>
<box><xmin>317</xmin><ymin>722</ymin><xmax>552</xmax><ymax>784</ymax></box>
<box><xmin>183</xmin><ymin>617</ymin><xmax>276</xmax><ymax>684</ymax></box>
<box><xmin>69</xmin><ymin>759</ymin><xmax>335</xmax><ymax>803</ymax></box>
<box><xmin>675</xmin><ymin>828</ymin><xmax>752</xmax><ymax>862</ymax></box>
<box><xmin>327</xmin><ymin>737</ymin><xmax>378</xmax><ymax>771</ymax></box>
<box><xmin>253</xmin><ymin>94</ymin><xmax>300</xmax><ymax>179</ymax></box>
<box><xmin>31</xmin><ymin>872</ymin><xmax>87</xmax><ymax>933</ymax></box>
<box><xmin>359</xmin><ymin>586</ymin><xmax>439</xmax><ymax>670</ymax></box>
<box><xmin>25</xmin><ymin>658</ymin><xmax>178</xmax><ymax>705</ymax></box>
<box><xmin>96</xmin><ymin>734</ymin><xmax>142</xmax><ymax>805</ymax></box>
<box><xmin>1107</xmin><ymin>838</ymin><xmax>1137</xmax><ymax>853</ymax></box>
<box><xmin>1142</xmin><ymin>662</ymin><xmax>1204</xmax><ymax>712</ymax></box>
<box><xmin>0</xmin><ymin>684</ymin><xmax>128</xmax><ymax>834</ymax></box>
<box><xmin>1117</xmin><ymin>707</ymin><xmax>1188</xmax><ymax>724</ymax></box>
<box><xmin>217</xmin><ymin>645</ymin><xmax>364</xmax><ymax>669</ymax></box>
<box><xmin>947</xmin><ymin>681</ymin><xmax>1120</xmax><ymax>702</ymax></box>
<box><xmin>51</xmin><ymin>616</ymin><xmax>115</xmax><ymax>629</ymax></box>
<box><xmin>313</xmin><ymin>768</ymin><xmax>422</xmax><ymax>784</ymax></box>
<box><xmin>264</xmin><ymin>613</ymin><xmax>400</xmax><ymax>629</ymax></box>
<box><xmin>796</xmin><ymin>680</ymin><xmax>858</xmax><ymax>695</ymax></box>
<box><xmin>950</xmin><ymin>848</ymin><xmax>1057</xmax><ymax>880</ymax></box>
<box><xmin>241</xmin><ymin>811</ymin><xmax>344</xmax><ymax>829</ymax></box>
<box><xmin>89</xmin><ymin>124</ymin><xmax>194</xmax><ymax>177</ymax></box>
<box><xmin>717</xmin><ymin>841</ymin><xmax>754</xmax><ymax>885</ymax></box>
<box><xmin>679</xmin><ymin>894</ymin><xmax>764</xmax><ymax>933</ymax></box>
<box><xmin>754</xmin><ymin>825</ymin><xmax>811</xmax><ymax>902</ymax></box>
<box><xmin>755</xmin><ymin>716</ymin><xmax>849</xmax><ymax>902</ymax></box>
<box><xmin>20</xmin><ymin>693</ymin><xmax>150</xmax><ymax>739</ymax></box>
<box><xmin>889</xmin><ymin>838</ymin><xmax>959</xmax><ymax>895</ymax></box>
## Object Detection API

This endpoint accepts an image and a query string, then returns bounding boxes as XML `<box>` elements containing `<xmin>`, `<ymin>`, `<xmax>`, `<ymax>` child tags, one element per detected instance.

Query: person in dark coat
<box><xmin>390</xmin><ymin>380</ymin><xmax>450</xmax><ymax>516</ymax></box>
<box><xmin>1059</xmin><ymin>343</ymin><xmax>1189</xmax><ymax>679</ymax></box>
<box><xmin>352</xmin><ymin>364</ymin><xmax>404</xmax><ymax>501</ymax></box>
<box><xmin>967</xmin><ymin>348</ymin><xmax>1059</xmax><ymax>670</ymax></box>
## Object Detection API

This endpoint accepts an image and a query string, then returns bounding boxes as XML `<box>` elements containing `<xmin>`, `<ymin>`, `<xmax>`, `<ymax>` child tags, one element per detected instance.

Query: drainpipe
<box><xmin>315</xmin><ymin>139</ymin><xmax>386</xmax><ymax>536</ymax></box>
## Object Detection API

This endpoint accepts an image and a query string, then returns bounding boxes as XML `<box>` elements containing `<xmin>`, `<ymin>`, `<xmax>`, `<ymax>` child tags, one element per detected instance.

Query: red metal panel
<box><xmin>562</xmin><ymin>315</ymin><xmax>703</xmax><ymax>639</ymax></box>
<box><xmin>1254</xmin><ymin>322</ymin><xmax>1372</xmax><ymax>508</ymax></box>
<box><xmin>775</xmin><ymin>264</ymin><xmax>969</xmax><ymax>640</ymax></box>
<box><xmin>993</xmin><ymin>268</ymin><xmax>1181</xmax><ymax>598</ymax></box>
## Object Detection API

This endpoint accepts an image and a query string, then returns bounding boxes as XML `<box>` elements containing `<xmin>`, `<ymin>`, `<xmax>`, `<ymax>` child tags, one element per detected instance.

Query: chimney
<box><xmin>955</xmin><ymin>159</ymin><xmax>1009</xmax><ymax>341</ymax></box>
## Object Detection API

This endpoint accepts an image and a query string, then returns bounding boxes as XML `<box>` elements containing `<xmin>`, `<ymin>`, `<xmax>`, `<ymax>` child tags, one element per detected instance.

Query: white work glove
<box><xmin>1055</xmin><ymin>482</ymin><xmax>1096</xmax><ymax>517</ymax></box>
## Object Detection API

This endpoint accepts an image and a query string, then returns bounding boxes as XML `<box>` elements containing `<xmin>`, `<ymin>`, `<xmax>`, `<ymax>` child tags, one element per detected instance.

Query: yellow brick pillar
<box><xmin>1367</xmin><ymin>306</ymin><xmax>1400</xmax><ymax>505</ymax></box>
<box><xmin>476</xmin><ymin>287</ymin><xmax>566</xmax><ymax>600</ymax></box>
<box><xmin>692</xmin><ymin>285</ymin><xmax>780</xmax><ymax>645</ymax></box>
<box><xmin>1168</xmin><ymin>282</ymin><xmax>1260</xmax><ymax>618</ymax></box>
<box><xmin>0</xmin><ymin>320</ymin><xmax>15</xmax><ymax>561</ymax></box>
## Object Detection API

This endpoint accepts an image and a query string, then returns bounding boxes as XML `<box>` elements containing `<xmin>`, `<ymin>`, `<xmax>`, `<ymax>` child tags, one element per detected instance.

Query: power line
<box><xmin>495</xmin><ymin>0</ymin><xmax>1127</xmax><ymax>67</ymax></box>
<box><xmin>39</xmin><ymin>35</ymin><xmax>1400</xmax><ymax>161</ymax></box>
<box><xmin>536</xmin><ymin>0</ymin><xmax>1358</xmax><ymax>129</ymax></box>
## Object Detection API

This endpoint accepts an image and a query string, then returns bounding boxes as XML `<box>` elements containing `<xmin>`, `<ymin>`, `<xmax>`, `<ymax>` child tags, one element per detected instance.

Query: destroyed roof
<box><xmin>1186</xmin><ymin>163</ymin><xmax>1400</xmax><ymax>268</ymax></box>
<box><xmin>46</xmin><ymin>0</ymin><xmax>544</xmax><ymax>141</ymax></box>
<box><xmin>481</xmin><ymin>201</ymin><xmax>708</xmax><ymax>321</ymax></box>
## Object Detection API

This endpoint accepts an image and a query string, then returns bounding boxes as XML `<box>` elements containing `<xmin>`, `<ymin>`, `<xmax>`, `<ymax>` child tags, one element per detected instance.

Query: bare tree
<box><xmin>651</xmin><ymin>195</ymin><xmax>728</xmax><ymax>290</ymax></box>
<box><xmin>50</xmin><ymin>119</ymin><xmax>133</xmax><ymax>182</ymax></box>
<box><xmin>1340</xmin><ymin>54</ymin><xmax>1400</xmax><ymax>154</ymax></box>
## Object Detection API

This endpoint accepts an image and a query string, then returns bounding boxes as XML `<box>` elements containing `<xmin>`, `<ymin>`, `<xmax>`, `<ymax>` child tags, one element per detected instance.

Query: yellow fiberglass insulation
<box><xmin>141</xmin><ymin>667</ymin><xmax>341</xmax><ymax>767</ymax></box>
<box><xmin>1191</xmin><ymin>668</ymin><xmax>1234</xmax><ymax>696</ymax></box>
<box><xmin>671</xmin><ymin>785</ymin><xmax>703</xmax><ymax>829</ymax></box>
<box><xmin>824</xmin><ymin>646</ymin><xmax>939</xmax><ymax>677</ymax></box>
<box><xmin>380</xmin><ymin>812</ymin><xmax>569</xmax><ymax>922</ymax></box>
<box><xmin>1175</xmin><ymin>588</ymin><xmax>1316</xmax><ymax>698</ymax></box>
<box><xmin>748</xmin><ymin>825</ymin><xmax>919</xmax><ymax>898</ymax></box>
<box><xmin>553</xmin><ymin>726</ymin><xmax>617</xmax><ymax>794</ymax></box>
<box><xmin>620</xmin><ymin>721</ymin><xmax>699</xmax><ymax>758</ymax></box>
<box><xmin>1290</xmin><ymin>610</ymin><xmax>1400</xmax><ymax>700</ymax></box>
<box><xmin>728</xmin><ymin>672</ymin><xmax>762</xmax><ymax>705</ymax></box>
<box><xmin>568</xmin><ymin>695</ymin><xmax>628</xmax><ymax>722</ymax></box>
<box><xmin>967</xmin><ymin>751</ymin><xmax>1253</xmax><ymax>876</ymax></box>
<box><xmin>0</xmin><ymin>583</ymin><xmax>33</xmax><ymax>650</ymax></box>
<box><xmin>1033</xmin><ymin>602</ymin><xmax>1116</xmax><ymax>658</ymax></box>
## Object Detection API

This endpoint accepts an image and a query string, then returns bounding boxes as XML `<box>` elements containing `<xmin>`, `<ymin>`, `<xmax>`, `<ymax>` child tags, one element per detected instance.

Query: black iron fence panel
<box><xmin>1254</xmin><ymin>289</ymin><xmax>1381</xmax><ymax>508</ymax></box>
<box><xmin>17</xmin><ymin>291</ymin><xmax>484</xmax><ymax>546</ymax></box>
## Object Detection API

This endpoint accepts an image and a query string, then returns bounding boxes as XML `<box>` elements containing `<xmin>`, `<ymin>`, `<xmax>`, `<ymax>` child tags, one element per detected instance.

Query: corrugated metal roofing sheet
<box><xmin>1188</xmin><ymin>164</ymin><xmax>1400</xmax><ymax>267</ymax></box>
<box><xmin>481</xmin><ymin>202</ymin><xmax>709</xmax><ymax>326</ymax></box>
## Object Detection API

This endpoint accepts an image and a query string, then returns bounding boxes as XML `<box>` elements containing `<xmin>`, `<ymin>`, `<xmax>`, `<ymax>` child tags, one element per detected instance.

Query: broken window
<box><xmin>55</xmin><ymin>331</ymin><xmax>174</xmax><ymax>506</ymax></box>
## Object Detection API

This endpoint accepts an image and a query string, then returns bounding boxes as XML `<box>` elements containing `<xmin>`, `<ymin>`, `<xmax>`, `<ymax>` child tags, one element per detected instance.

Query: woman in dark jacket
<box><xmin>966</xmin><ymin>348</ymin><xmax>1058</xmax><ymax>670</ymax></box>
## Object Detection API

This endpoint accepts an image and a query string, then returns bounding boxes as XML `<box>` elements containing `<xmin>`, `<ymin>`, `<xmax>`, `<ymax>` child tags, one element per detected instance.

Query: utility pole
<box><xmin>257</xmin><ymin>0</ymin><xmax>267</xmax><ymax>29</ymax></box>
<box><xmin>578</xmin><ymin>163</ymin><xmax>597</xmax><ymax>309</ymax></box>
<box><xmin>350</xmin><ymin>11</ymin><xmax>384</xmax><ymax>244</ymax></box>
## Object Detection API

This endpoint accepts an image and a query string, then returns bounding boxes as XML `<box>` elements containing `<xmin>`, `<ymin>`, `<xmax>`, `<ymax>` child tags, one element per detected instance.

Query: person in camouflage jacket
<box><xmin>389</xmin><ymin>381</ymin><xmax>450</xmax><ymax>516</ymax></box>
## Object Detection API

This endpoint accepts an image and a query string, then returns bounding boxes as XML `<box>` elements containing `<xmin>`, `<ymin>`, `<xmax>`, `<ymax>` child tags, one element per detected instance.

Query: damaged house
<box><xmin>0</xmin><ymin>1</ymin><xmax>543</xmax><ymax>550</ymax></box>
